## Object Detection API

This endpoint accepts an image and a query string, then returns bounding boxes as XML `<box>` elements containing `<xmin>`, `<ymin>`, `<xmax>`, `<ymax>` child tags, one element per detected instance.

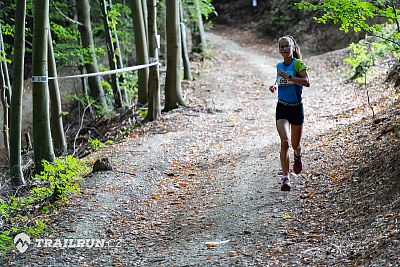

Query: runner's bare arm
<box><xmin>278</xmin><ymin>70</ymin><xmax>310</xmax><ymax>87</ymax></box>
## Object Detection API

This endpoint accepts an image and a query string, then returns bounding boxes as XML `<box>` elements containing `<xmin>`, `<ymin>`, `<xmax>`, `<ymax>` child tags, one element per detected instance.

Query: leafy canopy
<box><xmin>296</xmin><ymin>0</ymin><xmax>400</xmax><ymax>49</ymax></box>
<box><xmin>296</xmin><ymin>0</ymin><xmax>400</xmax><ymax>81</ymax></box>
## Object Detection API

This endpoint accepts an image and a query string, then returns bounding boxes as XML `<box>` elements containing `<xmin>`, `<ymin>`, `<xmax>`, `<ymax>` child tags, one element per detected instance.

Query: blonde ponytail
<box><xmin>287</xmin><ymin>35</ymin><xmax>302</xmax><ymax>59</ymax></box>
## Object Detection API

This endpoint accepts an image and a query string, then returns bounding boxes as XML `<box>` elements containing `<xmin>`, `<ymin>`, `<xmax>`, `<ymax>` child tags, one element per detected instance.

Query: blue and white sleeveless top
<box><xmin>276</xmin><ymin>58</ymin><xmax>308</xmax><ymax>104</ymax></box>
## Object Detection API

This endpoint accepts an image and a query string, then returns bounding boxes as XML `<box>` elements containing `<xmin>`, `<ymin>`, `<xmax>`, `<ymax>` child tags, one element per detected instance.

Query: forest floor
<box><xmin>4</xmin><ymin>26</ymin><xmax>400</xmax><ymax>266</ymax></box>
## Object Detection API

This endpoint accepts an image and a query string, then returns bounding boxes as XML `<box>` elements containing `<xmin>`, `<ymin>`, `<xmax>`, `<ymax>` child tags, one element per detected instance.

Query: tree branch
<box><xmin>73</xmin><ymin>100</ymin><xmax>94</xmax><ymax>156</ymax></box>
<box><xmin>50</xmin><ymin>0</ymin><xmax>83</xmax><ymax>26</ymax></box>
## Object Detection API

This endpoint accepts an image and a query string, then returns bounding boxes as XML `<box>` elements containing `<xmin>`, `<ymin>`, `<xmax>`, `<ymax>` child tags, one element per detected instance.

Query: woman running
<box><xmin>269</xmin><ymin>36</ymin><xmax>310</xmax><ymax>191</ymax></box>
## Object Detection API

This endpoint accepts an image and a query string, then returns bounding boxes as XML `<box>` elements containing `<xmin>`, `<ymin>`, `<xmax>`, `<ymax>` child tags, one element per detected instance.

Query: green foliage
<box><xmin>109</xmin><ymin>3</ymin><xmax>135</xmax><ymax>67</ymax></box>
<box><xmin>0</xmin><ymin>23</ymin><xmax>14</xmax><ymax>37</ymax></box>
<box><xmin>296</xmin><ymin>0</ymin><xmax>377</xmax><ymax>33</ymax></box>
<box><xmin>343</xmin><ymin>39</ymin><xmax>386</xmax><ymax>83</ymax></box>
<box><xmin>67</xmin><ymin>92</ymin><xmax>111</xmax><ymax>116</ymax></box>
<box><xmin>199</xmin><ymin>0</ymin><xmax>217</xmax><ymax>20</ymax></box>
<box><xmin>264</xmin><ymin>1</ymin><xmax>301</xmax><ymax>35</ymax></box>
<box><xmin>0</xmin><ymin>0</ymin><xmax>34</xmax><ymax>56</ymax></box>
<box><xmin>265</xmin><ymin>9</ymin><xmax>290</xmax><ymax>35</ymax></box>
<box><xmin>88</xmin><ymin>137</ymin><xmax>112</xmax><ymax>151</ymax></box>
<box><xmin>296</xmin><ymin>0</ymin><xmax>400</xmax><ymax>80</ymax></box>
<box><xmin>34</xmin><ymin>156</ymin><xmax>86</xmax><ymax>200</ymax></box>
<box><xmin>183</xmin><ymin>0</ymin><xmax>217</xmax><ymax>25</ymax></box>
<box><xmin>137</xmin><ymin>108</ymin><xmax>148</xmax><ymax>118</ymax></box>
<box><xmin>344</xmin><ymin>42</ymin><xmax>373</xmax><ymax>82</ymax></box>
<box><xmin>50</xmin><ymin>22</ymin><xmax>77</xmax><ymax>42</ymax></box>
<box><xmin>0</xmin><ymin>156</ymin><xmax>88</xmax><ymax>253</ymax></box>
<box><xmin>49</xmin><ymin>19</ymin><xmax>83</xmax><ymax>67</ymax></box>
<box><xmin>67</xmin><ymin>92</ymin><xmax>91</xmax><ymax>107</ymax></box>
<box><xmin>120</xmin><ymin>72</ymin><xmax>138</xmax><ymax>103</ymax></box>
<box><xmin>88</xmin><ymin>137</ymin><xmax>105</xmax><ymax>151</ymax></box>
<box><xmin>49</xmin><ymin>7</ymin><xmax>81</xmax><ymax>67</ymax></box>
<box><xmin>296</xmin><ymin>0</ymin><xmax>400</xmax><ymax>47</ymax></box>
<box><xmin>0</xmin><ymin>231</ymin><xmax>13</xmax><ymax>252</ymax></box>
<box><xmin>23</xmin><ymin>220</ymin><xmax>45</xmax><ymax>238</ymax></box>
<box><xmin>100</xmin><ymin>78</ymin><xmax>113</xmax><ymax>94</ymax></box>
<box><xmin>60</xmin><ymin>111</ymin><xmax>69</xmax><ymax>117</ymax></box>
<box><xmin>0</xmin><ymin>22</ymin><xmax>14</xmax><ymax>62</ymax></box>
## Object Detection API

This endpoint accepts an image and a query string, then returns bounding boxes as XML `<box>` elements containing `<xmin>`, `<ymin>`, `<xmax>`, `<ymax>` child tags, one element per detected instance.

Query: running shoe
<box><xmin>281</xmin><ymin>177</ymin><xmax>291</xmax><ymax>191</ymax></box>
<box><xmin>293</xmin><ymin>154</ymin><xmax>302</xmax><ymax>174</ymax></box>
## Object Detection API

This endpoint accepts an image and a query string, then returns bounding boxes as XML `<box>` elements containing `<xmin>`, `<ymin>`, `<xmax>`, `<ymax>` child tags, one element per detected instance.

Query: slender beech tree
<box><xmin>165</xmin><ymin>0</ymin><xmax>185</xmax><ymax>111</ymax></box>
<box><xmin>180</xmin><ymin>1</ymin><xmax>193</xmax><ymax>80</ymax></box>
<box><xmin>32</xmin><ymin>0</ymin><xmax>55</xmax><ymax>171</ymax></box>
<box><xmin>192</xmin><ymin>0</ymin><xmax>206</xmax><ymax>54</ymax></box>
<box><xmin>0</xmin><ymin>23</ymin><xmax>10</xmax><ymax>159</ymax></box>
<box><xmin>48</xmin><ymin>29</ymin><xmax>67</xmax><ymax>156</ymax></box>
<box><xmin>141</xmin><ymin>0</ymin><xmax>148</xmax><ymax>45</ymax></box>
<box><xmin>159</xmin><ymin>3</ymin><xmax>167</xmax><ymax>59</ymax></box>
<box><xmin>0</xmin><ymin>23</ymin><xmax>11</xmax><ymax>124</ymax></box>
<box><xmin>99</xmin><ymin>0</ymin><xmax>123</xmax><ymax>109</ymax></box>
<box><xmin>72</xmin><ymin>0</ymin><xmax>94</xmax><ymax>115</ymax></box>
<box><xmin>146</xmin><ymin>0</ymin><xmax>161</xmax><ymax>121</ymax></box>
<box><xmin>0</xmin><ymin>51</ymin><xmax>9</xmax><ymax>158</ymax></box>
<box><xmin>130</xmin><ymin>0</ymin><xmax>149</xmax><ymax>104</ymax></box>
<box><xmin>129</xmin><ymin>0</ymin><xmax>149</xmax><ymax>105</ymax></box>
<box><xmin>9</xmin><ymin>0</ymin><xmax>26</xmax><ymax>185</ymax></box>
<box><xmin>76</xmin><ymin>0</ymin><xmax>108</xmax><ymax>110</ymax></box>
<box><xmin>0</xmin><ymin>57</ymin><xmax>8</xmax><ymax>159</ymax></box>
<box><xmin>108</xmin><ymin>0</ymin><xmax>128</xmax><ymax>106</ymax></box>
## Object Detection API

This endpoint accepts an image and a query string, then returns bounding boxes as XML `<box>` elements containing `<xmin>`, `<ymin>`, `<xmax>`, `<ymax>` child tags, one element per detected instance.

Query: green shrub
<box><xmin>0</xmin><ymin>156</ymin><xmax>88</xmax><ymax>253</ymax></box>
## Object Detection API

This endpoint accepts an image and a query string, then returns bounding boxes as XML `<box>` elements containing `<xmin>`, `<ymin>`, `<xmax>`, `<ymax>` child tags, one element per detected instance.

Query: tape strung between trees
<box><xmin>31</xmin><ymin>58</ymin><xmax>159</xmax><ymax>82</ymax></box>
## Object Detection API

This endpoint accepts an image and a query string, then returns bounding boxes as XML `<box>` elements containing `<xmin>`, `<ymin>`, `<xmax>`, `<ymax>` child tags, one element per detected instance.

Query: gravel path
<box><xmin>4</xmin><ymin>30</ymin><xmax>374</xmax><ymax>266</ymax></box>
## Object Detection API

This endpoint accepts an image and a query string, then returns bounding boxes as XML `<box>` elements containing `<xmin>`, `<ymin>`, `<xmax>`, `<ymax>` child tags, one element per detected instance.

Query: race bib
<box><xmin>277</xmin><ymin>70</ymin><xmax>295</xmax><ymax>86</ymax></box>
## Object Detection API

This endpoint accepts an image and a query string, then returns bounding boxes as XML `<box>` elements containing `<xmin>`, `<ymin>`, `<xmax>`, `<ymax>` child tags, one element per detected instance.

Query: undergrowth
<box><xmin>0</xmin><ymin>155</ymin><xmax>89</xmax><ymax>254</ymax></box>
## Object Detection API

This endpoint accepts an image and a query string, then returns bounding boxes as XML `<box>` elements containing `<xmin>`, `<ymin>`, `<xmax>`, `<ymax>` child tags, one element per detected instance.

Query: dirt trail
<box><xmin>4</xmin><ymin>31</ymin><xmax>368</xmax><ymax>266</ymax></box>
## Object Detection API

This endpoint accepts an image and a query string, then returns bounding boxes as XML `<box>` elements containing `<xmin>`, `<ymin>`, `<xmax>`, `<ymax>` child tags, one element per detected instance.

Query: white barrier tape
<box><xmin>47</xmin><ymin>59</ymin><xmax>159</xmax><ymax>80</ymax></box>
<box><xmin>32</xmin><ymin>76</ymin><xmax>48</xmax><ymax>83</ymax></box>
<box><xmin>156</xmin><ymin>35</ymin><xmax>161</xmax><ymax>49</ymax></box>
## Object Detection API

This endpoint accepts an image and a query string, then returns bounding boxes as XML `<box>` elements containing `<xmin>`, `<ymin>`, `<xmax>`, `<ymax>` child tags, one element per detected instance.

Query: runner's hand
<box><xmin>269</xmin><ymin>84</ymin><xmax>277</xmax><ymax>93</ymax></box>
<box><xmin>277</xmin><ymin>70</ymin><xmax>288</xmax><ymax>79</ymax></box>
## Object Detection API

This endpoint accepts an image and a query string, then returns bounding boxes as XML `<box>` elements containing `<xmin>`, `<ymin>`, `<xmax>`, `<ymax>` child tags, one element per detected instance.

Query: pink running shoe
<box><xmin>293</xmin><ymin>154</ymin><xmax>302</xmax><ymax>174</ymax></box>
<box><xmin>281</xmin><ymin>177</ymin><xmax>291</xmax><ymax>191</ymax></box>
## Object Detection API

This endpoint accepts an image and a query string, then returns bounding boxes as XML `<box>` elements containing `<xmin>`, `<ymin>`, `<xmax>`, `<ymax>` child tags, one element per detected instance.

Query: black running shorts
<box><xmin>275</xmin><ymin>102</ymin><xmax>304</xmax><ymax>125</ymax></box>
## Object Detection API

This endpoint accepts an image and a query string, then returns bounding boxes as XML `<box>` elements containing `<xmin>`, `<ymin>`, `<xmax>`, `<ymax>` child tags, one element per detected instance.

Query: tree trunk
<box><xmin>108</xmin><ymin>0</ymin><xmax>128</xmax><ymax>106</ymax></box>
<box><xmin>165</xmin><ymin>0</ymin><xmax>185</xmax><ymax>111</ymax></box>
<box><xmin>192</xmin><ymin>0</ymin><xmax>206</xmax><ymax>54</ymax></box>
<box><xmin>159</xmin><ymin>3</ymin><xmax>167</xmax><ymax>60</ymax></box>
<box><xmin>146</xmin><ymin>0</ymin><xmax>161</xmax><ymax>121</ymax></box>
<box><xmin>9</xmin><ymin>0</ymin><xmax>26</xmax><ymax>185</ymax></box>
<box><xmin>0</xmin><ymin>24</ymin><xmax>11</xmax><ymax>125</ymax></box>
<box><xmin>141</xmin><ymin>0</ymin><xmax>148</xmax><ymax>45</ymax></box>
<box><xmin>129</xmin><ymin>0</ymin><xmax>149</xmax><ymax>105</ymax></box>
<box><xmin>180</xmin><ymin>1</ymin><xmax>193</xmax><ymax>81</ymax></box>
<box><xmin>0</xmin><ymin>51</ymin><xmax>9</xmax><ymax>159</ymax></box>
<box><xmin>48</xmin><ymin>28</ymin><xmax>67</xmax><ymax>156</ymax></box>
<box><xmin>72</xmin><ymin>0</ymin><xmax>94</xmax><ymax>116</ymax></box>
<box><xmin>100</xmin><ymin>0</ymin><xmax>123</xmax><ymax>109</ymax></box>
<box><xmin>32</xmin><ymin>0</ymin><xmax>55</xmax><ymax>171</ymax></box>
<box><xmin>76</xmin><ymin>0</ymin><xmax>108</xmax><ymax>110</ymax></box>
<box><xmin>0</xmin><ymin>24</ymin><xmax>10</xmax><ymax>159</ymax></box>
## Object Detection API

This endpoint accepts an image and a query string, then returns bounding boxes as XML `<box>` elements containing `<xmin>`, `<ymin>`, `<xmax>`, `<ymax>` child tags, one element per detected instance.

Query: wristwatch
<box><xmin>288</xmin><ymin>75</ymin><xmax>292</xmax><ymax>81</ymax></box>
